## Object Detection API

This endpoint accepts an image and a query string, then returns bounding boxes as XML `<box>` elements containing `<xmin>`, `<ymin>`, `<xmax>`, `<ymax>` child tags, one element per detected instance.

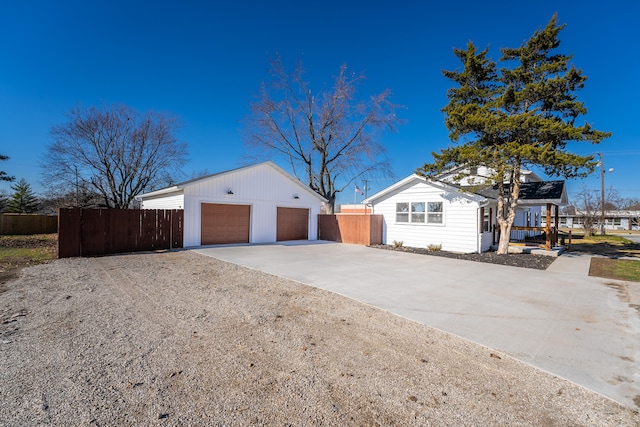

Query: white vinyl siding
<box><xmin>373</xmin><ymin>180</ymin><xmax>484</xmax><ymax>253</ymax></box>
<box><xmin>140</xmin><ymin>192</ymin><xmax>184</xmax><ymax>210</ymax></box>
<box><xmin>181</xmin><ymin>163</ymin><xmax>321</xmax><ymax>246</ymax></box>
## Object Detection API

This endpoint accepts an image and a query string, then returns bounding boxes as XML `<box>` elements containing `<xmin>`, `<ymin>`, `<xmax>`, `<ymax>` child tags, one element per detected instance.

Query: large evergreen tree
<box><xmin>6</xmin><ymin>179</ymin><xmax>39</xmax><ymax>213</ymax></box>
<box><xmin>418</xmin><ymin>14</ymin><xmax>610</xmax><ymax>254</ymax></box>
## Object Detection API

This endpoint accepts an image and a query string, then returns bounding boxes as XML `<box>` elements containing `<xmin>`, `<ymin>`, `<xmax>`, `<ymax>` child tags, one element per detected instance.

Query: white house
<box><xmin>137</xmin><ymin>161</ymin><xmax>326</xmax><ymax>247</ymax></box>
<box><xmin>363</xmin><ymin>175</ymin><xmax>496</xmax><ymax>253</ymax></box>
<box><xmin>363</xmin><ymin>170</ymin><xmax>567</xmax><ymax>253</ymax></box>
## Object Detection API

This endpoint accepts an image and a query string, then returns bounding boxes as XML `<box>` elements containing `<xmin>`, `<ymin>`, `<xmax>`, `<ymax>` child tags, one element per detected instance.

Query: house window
<box><xmin>482</xmin><ymin>208</ymin><xmax>491</xmax><ymax>232</ymax></box>
<box><xmin>526</xmin><ymin>212</ymin><xmax>531</xmax><ymax>227</ymax></box>
<box><xmin>396</xmin><ymin>202</ymin><xmax>440</xmax><ymax>224</ymax></box>
<box><xmin>427</xmin><ymin>202</ymin><xmax>443</xmax><ymax>224</ymax></box>
<box><xmin>534</xmin><ymin>212</ymin><xmax>539</xmax><ymax>226</ymax></box>
<box><xmin>411</xmin><ymin>202</ymin><xmax>425</xmax><ymax>223</ymax></box>
<box><xmin>396</xmin><ymin>203</ymin><xmax>409</xmax><ymax>222</ymax></box>
<box><xmin>613</xmin><ymin>218</ymin><xmax>621</xmax><ymax>226</ymax></box>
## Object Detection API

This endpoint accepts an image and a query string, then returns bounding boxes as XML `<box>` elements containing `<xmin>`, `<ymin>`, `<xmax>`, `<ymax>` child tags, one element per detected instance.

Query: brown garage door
<box><xmin>277</xmin><ymin>207</ymin><xmax>309</xmax><ymax>241</ymax></box>
<box><xmin>201</xmin><ymin>203</ymin><xmax>250</xmax><ymax>245</ymax></box>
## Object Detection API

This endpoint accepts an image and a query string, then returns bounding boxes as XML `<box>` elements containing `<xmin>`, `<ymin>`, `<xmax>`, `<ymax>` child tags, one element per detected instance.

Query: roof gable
<box><xmin>363</xmin><ymin>174</ymin><xmax>490</xmax><ymax>204</ymax></box>
<box><xmin>138</xmin><ymin>161</ymin><xmax>327</xmax><ymax>202</ymax></box>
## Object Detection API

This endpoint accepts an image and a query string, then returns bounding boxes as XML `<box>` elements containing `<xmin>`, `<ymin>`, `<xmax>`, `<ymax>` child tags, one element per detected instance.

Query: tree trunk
<box><xmin>495</xmin><ymin>164</ymin><xmax>521</xmax><ymax>255</ymax></box>
<box><xmin>497</xmin><ymin>222</ymin><xmax>513</xmax><ymax>254</ymax></box>
<box><xmin>325</xmin><ymin>194</ymin><xmax>336</xmax><ymax>214</ymax></box>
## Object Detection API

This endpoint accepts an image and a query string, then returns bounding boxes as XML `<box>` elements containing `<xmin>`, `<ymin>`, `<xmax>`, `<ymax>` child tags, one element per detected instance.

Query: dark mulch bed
<box><xmin>371</xmin><ymin>244</ymin><xmax>556</xmax><ymax>270</ymax></box>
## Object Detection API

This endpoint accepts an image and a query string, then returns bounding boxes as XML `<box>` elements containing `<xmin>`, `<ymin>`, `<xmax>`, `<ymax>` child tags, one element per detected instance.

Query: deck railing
<box><xmin>510</xmin><ymin>226</ymin><xmax>557</xmax><ymax>248</ymax></box>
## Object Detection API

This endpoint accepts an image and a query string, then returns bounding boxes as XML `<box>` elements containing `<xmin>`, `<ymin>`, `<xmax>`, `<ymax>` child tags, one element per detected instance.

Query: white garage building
<box><xmin>138</xmin><ymin>161</ymin><xmax>326</xmax><ymax>247</ymax></box>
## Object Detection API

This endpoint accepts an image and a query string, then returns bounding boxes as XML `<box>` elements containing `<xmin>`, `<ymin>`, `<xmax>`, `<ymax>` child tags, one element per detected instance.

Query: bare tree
<box><xmin>39</xmin><ymin>183</ymin><xmax>105</xmax><ymax>214</ymax></box>
<box><xmin>44</xmin><ymin>104</ymin><xmax>187</xmax><ymax>208</ymax></box>
<box><xmin>574</xmin><ymin>186</ymin><xmax>599</xmax><ymax>236</ymax></box>
<box><xmin>619</xmin><ymin>197</ymin><xmax>640</xmax><ymax>210</ymax></box>
<box><xmin>245</xmin><ymin>57</ymin><xmax>402</xmax><ymax>213</ymax></box>
<box><xmin>573</xmin><ymin>185</ymin><xmax>620</xmax><ymax>236</ymax></box>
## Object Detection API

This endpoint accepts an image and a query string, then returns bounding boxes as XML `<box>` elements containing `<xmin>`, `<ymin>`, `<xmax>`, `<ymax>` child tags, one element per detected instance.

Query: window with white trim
<box><xmin>427</xmin><ymin>202</ymin><xmax>443</xmax><ymax>224</ymax></box>
<box><xmin>396</xmin><ymin>203</ymin><xmax>409</xmax><ymax>222</ymax></box>
<box><xmin>396</xmin><ymin>201</ymin><xmax>443</xmax><ymax>224</ymax></box>
<box><xmin>396</xmin><ymin>202</ymin><xmax>425</xmax><ymax>223</ymax></box>
<box><xmin>411</xmin><ymin>202</ymin><xmax>425</xmax><ymax>223</ymax></box>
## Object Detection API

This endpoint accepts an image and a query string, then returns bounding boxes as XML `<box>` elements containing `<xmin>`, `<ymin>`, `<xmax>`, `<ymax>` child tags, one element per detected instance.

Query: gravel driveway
<box><xmin>1</xmin><ymin>251</ymin><xmax>638</xmax><ymax>426</ymax></box>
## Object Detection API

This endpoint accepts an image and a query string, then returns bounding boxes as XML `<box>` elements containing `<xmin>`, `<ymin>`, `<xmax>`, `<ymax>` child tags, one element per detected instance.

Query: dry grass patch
<box><xmin>0</xmin><ymin>234</ymin><xmax>58</xmax><ymax>287</ymax></box>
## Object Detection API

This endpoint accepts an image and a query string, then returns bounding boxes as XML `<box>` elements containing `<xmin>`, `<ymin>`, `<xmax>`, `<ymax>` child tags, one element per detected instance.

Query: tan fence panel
<box><xmin>0</xmin><ymin>213</ymin><xmax>58</xmax><ymax>235</ymax></box>
<box><xmin>318</xmin><ymin>214</ymin><xmax>383</xmax><ymax>246</ymax></box>
<box><xmin>58</xmin><ymin>208</ymin><xmax>184</xmax><ymax>258</ymax></box>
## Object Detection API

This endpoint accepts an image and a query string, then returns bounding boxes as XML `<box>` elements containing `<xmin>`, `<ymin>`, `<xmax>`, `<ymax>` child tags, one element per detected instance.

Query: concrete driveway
<box><xmin>194</xmin><ymin>241</ymin><xmax>640</xmax><ymax>409</ymax></box>
<box><xmin>624</xmin><ymin>234</ymin><xmax>640</xmax><ymax>245</ymax></box>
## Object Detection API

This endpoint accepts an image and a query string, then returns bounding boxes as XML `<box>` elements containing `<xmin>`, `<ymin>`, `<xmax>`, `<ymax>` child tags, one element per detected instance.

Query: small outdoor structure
<box><xmin>363</xmin><ymin>171</ymin><xmax>567</xmax><ymax>253</ymax></box>
<box><xmin>505</xmin><ymin>181</ymin><xmax>568</xmax><ymax>250</ymax></box>
<box><xmin>137</xmin><ymin>162</ymin><xmax>326</xmax><ymax>247</ymax></box>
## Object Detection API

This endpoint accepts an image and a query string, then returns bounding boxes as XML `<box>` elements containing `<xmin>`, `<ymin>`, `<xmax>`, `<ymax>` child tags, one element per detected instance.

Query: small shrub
<box><xmin>393</xmin><ymin>240</ymin><xmax>404</xmax><ymax>248</ymax></box>
<box><xmin>427</xmin><ymin>243</ymin><xmax>442</xmax><ymax>252</ymax></box>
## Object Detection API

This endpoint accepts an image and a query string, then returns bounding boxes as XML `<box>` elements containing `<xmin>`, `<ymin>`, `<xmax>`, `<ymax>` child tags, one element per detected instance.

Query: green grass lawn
<box><xmin>589</xmin><ymin>257</ymin><xmax>640</xmax><ymax>282</ymax></box>
<box><xmin>0</xmin><ymin>245</ymin><xmax>56</xmax><ymax>261</ymax></box>
<box><xmin>603</xmin><ymin>259</ymin><xmax>640</xmax><ymax>282</ymax></box>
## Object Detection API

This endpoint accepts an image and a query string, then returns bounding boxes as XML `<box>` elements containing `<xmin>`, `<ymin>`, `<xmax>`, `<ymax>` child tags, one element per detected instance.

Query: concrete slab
<box><xmin>194</xmin><ymin>242</ymin><xmax>640</xmax><ymax>409</ymax></box>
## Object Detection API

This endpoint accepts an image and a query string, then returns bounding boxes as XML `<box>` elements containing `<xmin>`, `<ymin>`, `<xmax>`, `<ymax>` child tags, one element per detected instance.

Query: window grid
<box><xmin>396</xmin><ymin>202</ymin><xmax>442</xmax><ymax>224</ymax></box>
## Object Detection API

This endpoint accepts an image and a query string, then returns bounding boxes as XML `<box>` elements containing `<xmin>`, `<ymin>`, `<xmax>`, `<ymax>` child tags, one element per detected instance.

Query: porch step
<box><xmin>489</xmin><ymin>245</ymin><xmax>566</xmax><ymax>257</ymax></box>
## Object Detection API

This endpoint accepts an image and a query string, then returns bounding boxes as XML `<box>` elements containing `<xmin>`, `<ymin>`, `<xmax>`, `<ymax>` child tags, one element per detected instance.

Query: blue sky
<box><xmin>1</xmin><ymin>1</ymin><xmax>638</xmax><ymax>206</ymax></box>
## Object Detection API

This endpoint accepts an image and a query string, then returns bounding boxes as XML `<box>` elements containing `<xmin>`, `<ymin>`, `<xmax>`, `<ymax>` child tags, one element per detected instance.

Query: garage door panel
<box><xmin>277</xmin><ymin>207</ymin><xmax>309</xmax><ymax>241</ymax></box>
<box><xmin>201</xmin><ymin>203</ymin><xmax>250</xmax><ymax>245</ymax></box>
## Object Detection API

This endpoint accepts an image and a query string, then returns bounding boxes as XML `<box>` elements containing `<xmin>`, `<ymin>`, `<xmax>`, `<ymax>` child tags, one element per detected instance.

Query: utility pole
<box><xmin>599</xmin><ymin>152</ymin><xmax>614</xmax><ymax>235</ymax></box>
<box><xmin>362</xmin><ymin>179</ymin><xmax>369</xmax><ymax>199</ymax></box>
<box><xmin>600</xmin><ymin>153</ymin><xmax>605</xmax><ymax>234</ymax></box>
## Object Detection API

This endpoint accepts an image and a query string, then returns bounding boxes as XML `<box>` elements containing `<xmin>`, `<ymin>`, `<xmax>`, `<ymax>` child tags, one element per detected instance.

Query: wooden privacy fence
<box><xmin>0</xmin><ymin>213</ymin><xmax>58</xmax><ymax>235</ymax></box>
<box><xmin>58</xmin><ymin>208</ymin><xmax>183</xmax><ymax>258</ymax></box>
<box><xmin>318</xmin><ymin>214</ymin><xmax>383</xmax><ymax>246</ymax></box>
